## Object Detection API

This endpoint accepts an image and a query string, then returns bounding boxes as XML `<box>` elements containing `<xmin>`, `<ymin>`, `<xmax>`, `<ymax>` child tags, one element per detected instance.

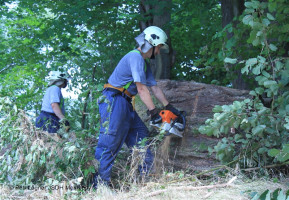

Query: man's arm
<box><xmin>136</xmin><ymin>82</ymin><xmax>156</xmax><ymax>110</ymax></box>
<box><xmin>51</xmin><ymin>102</ymin><xmax>65</xmax><ymax>119</ymax></box>
<box><xmin>151</xmin><ymin>85</ymin><xmax>169</xmax><ymax>107</ymax></box>
<box><xmin>151</xmin><ymin>85</ymin><xmax>181</xmax><ymax>116</ymax></box>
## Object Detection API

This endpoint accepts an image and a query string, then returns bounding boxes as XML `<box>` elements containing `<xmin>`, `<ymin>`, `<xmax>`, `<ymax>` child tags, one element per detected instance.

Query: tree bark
<box><xmin>221</xmin><ymin>0</ymin><xmax>248</xmax><ymax>90</ymax></box>
<box><xmin>139</xmin><ymin>0</ymin><xmax>173</xmax><ymax>80</ymax></box>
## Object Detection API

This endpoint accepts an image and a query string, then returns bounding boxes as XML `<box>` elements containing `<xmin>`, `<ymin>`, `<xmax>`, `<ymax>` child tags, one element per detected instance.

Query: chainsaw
<box><xmin>150</xmin><ymin>110</ymin><xmax>186</xmax><ymax>137</ymax></box>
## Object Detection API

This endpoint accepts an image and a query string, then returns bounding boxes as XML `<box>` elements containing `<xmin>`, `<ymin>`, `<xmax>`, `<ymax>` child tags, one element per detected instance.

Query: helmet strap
<box><xmin>63</xmin><ymin>79</ymin><xmax>68</xmax><ymax>88</ymax></box>
<box><xmin>150</xmin><ymin>46</ymin><xmax>155</xmax><ymax>59</ymax></box>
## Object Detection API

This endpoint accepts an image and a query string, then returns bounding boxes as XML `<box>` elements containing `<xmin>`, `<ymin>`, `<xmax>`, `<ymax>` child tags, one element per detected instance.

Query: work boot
<box><xmin>92</xmin><ymin>173</ymin><xmax>113</xmax><ymax>190</ymax></box>
<box><xmin>96</xmin><ymin>183</ymin><xmax>116</xmax><ymax>196</ymax></box>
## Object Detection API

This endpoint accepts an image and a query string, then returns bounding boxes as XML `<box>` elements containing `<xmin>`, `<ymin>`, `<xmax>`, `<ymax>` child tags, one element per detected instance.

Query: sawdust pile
<box><xmin>154</xmin><ymin>136</ymin><xmax>171</xmax><ymax>174</ymax></box>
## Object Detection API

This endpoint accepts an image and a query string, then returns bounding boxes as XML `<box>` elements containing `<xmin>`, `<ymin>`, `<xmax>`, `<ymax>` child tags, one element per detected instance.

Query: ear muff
<box><xmin>150</xmin><ymin>46</ymin><xmax>155</xmax><ymax>59</ymax></box>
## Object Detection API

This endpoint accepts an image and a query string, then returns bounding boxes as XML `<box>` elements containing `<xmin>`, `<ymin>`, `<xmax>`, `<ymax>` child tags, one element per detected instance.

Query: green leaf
<box><xmin>259</xmin><ymin>189</ymin><xmax>270</xmax><ymax>200</ymax></box>
<box><xmin>244</xmin><ymin>2</ymin><xmax>253</xmax><ymax>8</ymax></box>
<box><xmin>252</xmin><ymin>65</ymin><xmax>261</xmax><ymax>75</ymax></box>
<box><xmin>275</xmin><ymin>61</ymin><xmax>284</xmax><ymax>71</ymax></box>
<box><xmin>234</xmin><ymin>134</ymin><xmax>242</xmax><ymax>141</ymax></box>
<box><xmin>269</xmin><ymin>44</ymin><xmax>278</xmax><ymax>51</ymax></box>
<box><xmin>224</xmin><ymin>57</ymin><xmax>238</xmax><ymax>64</ymax></box>
<box><xmin>246</xmin><ymin>58</ymin><xmax>258</xmax><ymax>67</ymax></box>
<box><xmin>252</xmin><ymin>37</ymin><xmax>260</xmax><ymax>46</ymax></box>
<box><xmin>68</xmin><ymin>146</ymin><xmax>76</xmax><ymax>152</ymax></box>
<box><xmin>267</xmin><ymin>13</ymin><xmax>275</xmax><ymax>20</ymax></box>
<box><xmin>257</xmin><ymin>56</ymin><xmax>266</xmax><ymax>64</ymax></box>
<box><xmin>258</xmin><ymin>147</ymin><xmax>268</xmax><ymax>154</ymax></box>
<box><xmin>252</xmin><ymin>125</ymin><xmax>266</xmax><ymax>135</ymax></box>
<box><xmin>282</xmin><ymin>144</ymin><xmax>289</xmax><ymax>153</ymax></box>
<box><xmin>268</xmin><ymin>2</ymin><xmax>277</xmax><ymax>12</ymax></box>
<box><xmin>199</xmin><ymin>126</ymin><xmax>214</xmax><ymax>136</ymax></box>
<box><xmin>233</xmin><ymin>119</ymin><xmax>241</xmax><ymax>128</ymax></box>
<box><xmin>272</xmin><ymin>188</ymin><xmax>281</xmax><ymax>200</ymax></box>
<box><xmin>241</xmin><ymin>66</ymin><xmax>250</xmax><ymax>75</ymax></box>
<box><xmin>258</xmin><ymin>107</ymin><xmax>269</xmax><ymax>115</ymax></box>
<box><xmin>262</xmin><ymin>18</ymin><xmax>270</xmax><ymax>26</ymax></box>
<box><xmin>255</xmin><ymin>87</ymin><xmax>264</xmax><ymax>94</ymax></box>
<box><xmin>241</xmin><ymin>118</ymin><xmax>249</xmax><ymax>124</ymax></box>
<box><xmin>276</xmin><ymin>189</ymin><xmax>286</xmax><ymax>200</ymax></box>
<box><xmin>233</xmin><ymin>101</ymin><xmax>242</xmax><ymax>109</ymax></box>
<box><xmin>244</xmin><ymin>99</ymin><xmax>251</xmax><ymax>104</ymax></box>
<box><xmin>251</xmin><ymin>193</ymin><xmax>260</xmax><ymax>200</ymax></box>
<box><xmin>212</xmin><ymin>105</ymin><xmax>222</xmax><ymax>112</ymax></box>
<box><xmin>249</xmin><ymin>90</ymin><xmax>257</xmax><ymax>96</ymax></box>
<box><xmin>264</xmin><ymin>80</ymin><xmax>277</xmax><ymax>88</ymax></box>
<box><xmin>268</xmin><ymin>149</ymin><xmax>280</xmax><ymax>157</ymax></box>
<box><xmin>242</xmin><ymin>15</ymin><xmax>253</xmax><ymax>25</ymax></box>
<box><xmin>245</xmin><ymin>1</ymin><xmax>260</xmax><ymax>9</ymax></box>
<box><xmin>84</xmin><ymin>169</ymin><xmax>89</xmax><ymax>177</ymax></box>
<box><xmin>285</xmin><ymin>105</ymin><xmax>289</xmax><ymax>113</ymax></box>
<box><xmin>284</xmin><ymin>122</ymin><xmax>289</xmax><ymax>130</ymax></box>
<box><xmin>277</xmin><ymin>152</ymin><xmax>289</xmax><ymax>162</ymax></box>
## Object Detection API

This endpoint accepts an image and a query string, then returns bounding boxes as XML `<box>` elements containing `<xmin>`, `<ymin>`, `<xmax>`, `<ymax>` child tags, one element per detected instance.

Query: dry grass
<box><xmin>1</xmin><ymin>174</ymin><xmax>288</xmax><ymax>200</ymax></box>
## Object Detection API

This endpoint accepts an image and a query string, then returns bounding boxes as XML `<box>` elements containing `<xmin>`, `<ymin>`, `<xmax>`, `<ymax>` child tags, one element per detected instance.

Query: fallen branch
<box><xmin>166</xmin><ymin>158</ymin><xmax>239</xmax><ymax>185</ymax></box>
<box><xmin>241</xmin><ymin>162</ymin><xmax>289</xmax><ymax>172</ymax></box>
<box><xmin>141</xmin><ymin>176</ymin><xmax>237</xmax><ymax>199</ymax></box>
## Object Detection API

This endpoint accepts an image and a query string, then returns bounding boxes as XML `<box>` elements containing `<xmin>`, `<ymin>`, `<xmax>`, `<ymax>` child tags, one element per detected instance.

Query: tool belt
<box><xmin>103</xmin><ymin>83</ymin><xmax>136</xmax><ymax>109</ymax></box>
<box><xmin>104</xmin><ymin>83</ymin><xmax>133</xmax><ymax>97</ymax></box>
<box><xmin>41</xmin><ymin>110</ymin><xmax>58</xmax><ymax>118</ymax></box>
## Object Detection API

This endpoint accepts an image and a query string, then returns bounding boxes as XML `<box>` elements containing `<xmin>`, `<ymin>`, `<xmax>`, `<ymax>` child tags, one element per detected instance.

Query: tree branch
<box><xmin>0</xmin><ymin>64</ymin><xmax>14</xmax><ymax>74</ymax></box>
<box><xmin>81</xmin><ymin>64</ymin><xmax>97</xmax><ymax>129</ymax></box>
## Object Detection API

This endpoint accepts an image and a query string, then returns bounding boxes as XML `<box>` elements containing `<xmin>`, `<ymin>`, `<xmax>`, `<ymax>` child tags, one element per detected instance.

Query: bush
<box><xmin>199</xmin><ymin>0</ymin><xmax>289</xmax><ymax>168</ymax></box>
<box><xmin>0</xmin><ymin>97</ymin><xmax>96</xmax><ymax>187</ymax></box>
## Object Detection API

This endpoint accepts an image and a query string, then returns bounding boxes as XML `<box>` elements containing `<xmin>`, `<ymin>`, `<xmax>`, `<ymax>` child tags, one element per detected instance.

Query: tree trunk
<box><xmin>221</xmin><ymin>0</ymin><xmax>248</xmax><ymax>90</ymax></box>
<box><xmin>139</xmin><ymin>0</ymin><xmax>173</xmax><ymax>80</ymax></box>
<box><xmin>221</xmin><ymin>0</ymin><xmax>245</xmax><ymax>37</ymax></box>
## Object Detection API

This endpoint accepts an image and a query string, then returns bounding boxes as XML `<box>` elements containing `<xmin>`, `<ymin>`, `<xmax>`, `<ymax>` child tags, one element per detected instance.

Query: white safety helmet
<box><xmin>46</xmin><ymin>71</ymin><xmax>70</xmax><ymax>86</ymax></box>
<box><xmin>143</xmin><ymin>26</ymin><xmax>168</xmax><ymax>47</ymax></box>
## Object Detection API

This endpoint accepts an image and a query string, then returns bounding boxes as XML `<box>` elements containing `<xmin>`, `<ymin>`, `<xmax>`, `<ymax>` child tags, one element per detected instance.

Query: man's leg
<box><xmin>35</xmin><ymin>112</ymin><xmax>59</xmax><ymax>133</ymax></box>
<box><xmin>125</xmin><ymin>112</ymin><xmax>154</xmax><ymax>174</ymax></box>
<box><xmin>95</xmin><ymin>92</ymin><xmax>133</xmax><ymax>185</ymax></box>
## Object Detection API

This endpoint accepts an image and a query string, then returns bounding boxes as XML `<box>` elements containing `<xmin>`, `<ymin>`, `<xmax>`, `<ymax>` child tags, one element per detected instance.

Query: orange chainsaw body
<box><xmin>150</xmin><ymin>110</ymin><xmax>185</xmax><ymax>138</ymax></box>
<box><xmin>159</xmin><ymin>110</ymin><xmax>177</xmax><ymax>123</ymax></box>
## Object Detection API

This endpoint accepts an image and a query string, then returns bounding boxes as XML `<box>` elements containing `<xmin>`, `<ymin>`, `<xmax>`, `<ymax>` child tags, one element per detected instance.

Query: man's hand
<box><xmin>165</xmin><ymin>103</ymin><xmax>181</xmax><ymax>116</ymax></box>
<box><xmin>149</xmin><ymin>108</ymin><xmax>162</xmax><ymax>124</ymax></box>
<box><xmin>60</xmin><ymin>118</ymin><xmax>70</xmax><ymax>132</ymax></box>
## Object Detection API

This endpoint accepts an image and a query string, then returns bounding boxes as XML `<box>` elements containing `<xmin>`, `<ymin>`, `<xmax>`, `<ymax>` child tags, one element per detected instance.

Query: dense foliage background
<box><xmin>1</xmin><ymin>0</ymin><xmax>289</xmax><ymax>187</ymax></box>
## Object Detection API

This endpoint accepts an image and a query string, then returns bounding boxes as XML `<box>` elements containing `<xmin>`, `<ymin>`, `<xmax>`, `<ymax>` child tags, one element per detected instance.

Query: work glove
<box><xmin>165</xmin><ymin>103</ymin><xmax>181</xmax><ymax>116</ymax></box>
<box><xmin>148</xmin><ymin>108</ymin><xmax>162</xmax><ymax>124</ymax></box>
<box><xmin>60</xmin><ymin>118</ymin><xmax>70</xmax><ymax>132</ymax></box>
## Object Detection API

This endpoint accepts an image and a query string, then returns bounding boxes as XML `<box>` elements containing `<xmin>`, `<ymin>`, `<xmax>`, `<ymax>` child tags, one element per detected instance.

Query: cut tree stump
<box><xmin>135</xmin><ymin>80</ymin><xmax>250</xmax><ymax>173</ymax></box>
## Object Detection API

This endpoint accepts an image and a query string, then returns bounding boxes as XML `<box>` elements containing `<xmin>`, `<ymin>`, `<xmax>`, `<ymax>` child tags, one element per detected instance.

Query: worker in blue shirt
<box><xmin>35</xmin><ymin>71</ymin><xmax>70</xmax><ymax>133</ymax></box>
<box><xmin>94</xmin><ymin>26</ymin><xmax>180</xmax><ymax>187</ymax></box>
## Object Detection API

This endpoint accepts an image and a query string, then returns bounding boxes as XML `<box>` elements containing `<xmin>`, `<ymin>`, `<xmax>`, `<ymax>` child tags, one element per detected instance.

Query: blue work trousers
<box><xmin>35</xmin><ymin>111</ymin><xmax>60</xmax><ymax>133</ymax></box>
<box><xmin>95</xmin><ymin>89</ymin><xmax>154</xmax><ymax>183</ymax></box>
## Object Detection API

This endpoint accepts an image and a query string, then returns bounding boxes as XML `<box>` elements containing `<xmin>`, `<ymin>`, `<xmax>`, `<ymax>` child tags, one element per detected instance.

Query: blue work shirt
<box><xmin>41</xmin><ymin>85</ymin><xmax>65</xmax><ymax>114</ymax></box>
<box><xmin>108</xmin><ymin>50</ymin><xmax>157</xmax><ymax>96</ymax></box>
